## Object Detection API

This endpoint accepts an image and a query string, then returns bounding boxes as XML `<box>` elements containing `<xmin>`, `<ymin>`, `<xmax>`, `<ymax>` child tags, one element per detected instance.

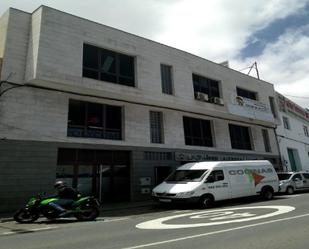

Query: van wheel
<box><xmin>286</xmin><ymin>186</ymin><xmax>294</xmax><ymax>195</ymax></box>
<box><xmin>199</xmin><ymin>195</ymin><xmax>214</xmax><ymax>208</ymax></box>
<box><xmin>261</xmin><ymin>187</ymin><xmax>274</xmax><ymax>200</ymax></box>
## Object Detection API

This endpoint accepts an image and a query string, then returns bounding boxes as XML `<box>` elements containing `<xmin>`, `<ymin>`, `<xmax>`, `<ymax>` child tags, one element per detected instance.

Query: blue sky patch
<box><xmin>241</xmin><ymin>3</ymin><xmax>309</xmax><ymax>58</ymax></box>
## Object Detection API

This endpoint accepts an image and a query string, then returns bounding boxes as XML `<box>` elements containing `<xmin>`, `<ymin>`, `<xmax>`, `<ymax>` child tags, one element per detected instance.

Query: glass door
<box><xmin>113</xmin><ymin>164</ymin><xmax>130</xmax><ymax>201</ymax></box>
<box><xmin>97</xmin><ymin>165</ymin><xmax>112</xmax><ymax>203</ymax></box>
<box><xmin>77</xmin><ymin>165</ymin><xmax>95</xmax><ymax>196</ymax></box>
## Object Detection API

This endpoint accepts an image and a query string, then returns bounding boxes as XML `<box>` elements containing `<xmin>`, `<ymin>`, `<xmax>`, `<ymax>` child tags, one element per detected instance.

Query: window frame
<box><xmin>282</xmin><ymin>116</ymin><xmax>290</xmax><ymax>130</ymax></box>
<box><xmin>262</xmin><ymin>129</ymin><xmax>271</xmax><ymax>152</ymax></box>
<box><xmin>183</xmin><ymin>116</ymin><xmax>214</xmax><ymax>147</ymax></box>
<box><xmin>236</xmin><ymin>87</ymin><xmax>257</xmax><ymax>100</ymax></box>
<box><xmin>269</xmin><ymin>96</ymin><xmax>277</xmax><ymax>118</ymax></box>
<box><xmin>67</xmin><ymin>99</ymin><xmax>123</xmax><ymax>140</ymax></box>
<box><xmin>303</xmin><ymin>125</ymin><xmax>309</xmax><ymax>137</ymax></box>
<box><xmin>192</xmin><ymin>73</ymin><xmax>221</xmax><ymax>99</ymax></box>
<box><xmin>83</xmin><ymin>43</ymin><xmax>135</xmax><ymax>87</ymax></box>
<box><xmin>229</xmin><ymin>124</ymin><xmax>253</xmax><ymax>150</ymax></box>
<box><xmin>149</xmin><ymin>111</ymin><xmax>164</xmax><ymax>144</ymax></box>
<box><xmin>207</xmin><ymin>170</ymin><xmax>225</xmax><ymax>182</ymax></box>
<box><xmin>160</xmin><ymin>64</ymin><xmax>174</xmax><ymax>95</ymax></box>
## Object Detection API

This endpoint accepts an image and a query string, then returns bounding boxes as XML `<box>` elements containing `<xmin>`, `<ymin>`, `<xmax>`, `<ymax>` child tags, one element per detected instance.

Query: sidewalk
<box><xmin>0</xmin><ymin>200</ymin><xmax>156</xmax><ymax>223</ymax></box>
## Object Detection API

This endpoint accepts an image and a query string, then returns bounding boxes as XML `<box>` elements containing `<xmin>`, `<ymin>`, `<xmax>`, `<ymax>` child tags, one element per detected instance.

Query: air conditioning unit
<box><xmin>195</xmin><ymin>92</ymin><xmax>209</xmax><ymax>102</ymax></box>
<box><xmin>213</xmin><ymin>97</ymin><xmax>224</xmax><ymax>105</ymax></box>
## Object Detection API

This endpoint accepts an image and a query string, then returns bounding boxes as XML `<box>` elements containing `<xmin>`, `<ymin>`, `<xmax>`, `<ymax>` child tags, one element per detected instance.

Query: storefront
<box><xmin>56</xmin><ymin>148</ymin><xmax>130</xmax><ymax>203</ymax></box>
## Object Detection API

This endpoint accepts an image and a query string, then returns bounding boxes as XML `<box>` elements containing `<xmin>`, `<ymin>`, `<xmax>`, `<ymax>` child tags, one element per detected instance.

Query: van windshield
<box><xmin>165</xmin><ymin>170</ymin><xmax>208</xmax><ymax>183</ymax></box>
<box><xmin>277</xmin><ymin>173</ymin><xmax>293</xmax><ymax>180</ymax></box>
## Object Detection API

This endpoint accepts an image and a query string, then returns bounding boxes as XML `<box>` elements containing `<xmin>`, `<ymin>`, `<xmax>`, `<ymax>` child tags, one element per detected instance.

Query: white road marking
<box><xmin>1</xmin><ymin>226</ymin><xmax>58</xmax><ymax>236</ymax></box>
<box><xmin>123</xmin><ymin>212</ymin><xmax>309</xmax><ymax>249</ymax></box>
<box><xmin>30</xmin><ymin>226</ymin><xmax>58</xmax><ymax>231</ymax></box>
<box><xmin>173</xmin><ymin>210</ymin><xmax>194</xmax><ymax>213</ymax></box>
<box><xmin>136</xmin><ymin>205</ymin><xmax>295</xmax><ymax>229</ymax></box>
<box><xmin>2</xmin><ymin>232</ymin><xmax>16</xmax><ymax>235</ymax></box>
<box><xmin>103</xmin><ymin>217</ymin><xmax>130</xmax><ymax>222</ymax></box>
<box><xmin>285</xmin><ymin>194</ymin><xmax>301</xmax><ymax>197</ymax></box>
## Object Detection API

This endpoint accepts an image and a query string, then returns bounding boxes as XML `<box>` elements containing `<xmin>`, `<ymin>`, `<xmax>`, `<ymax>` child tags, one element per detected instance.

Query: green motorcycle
<box><xmin>14</xmin><ymin>193</ymin><xmax>100</xmax><ymax>223</ymax></box>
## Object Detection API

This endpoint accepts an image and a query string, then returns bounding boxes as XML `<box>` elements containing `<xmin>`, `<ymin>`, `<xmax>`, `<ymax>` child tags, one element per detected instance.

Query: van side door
<box><xmin>204</xmin><ymin>170</ymin><xmax>231</xmax><ymax>201</ymax></box>
<box><xmin>228</xmin><ymin>168</ymin><xmax>255</xmax><ymax>198</ymax></box>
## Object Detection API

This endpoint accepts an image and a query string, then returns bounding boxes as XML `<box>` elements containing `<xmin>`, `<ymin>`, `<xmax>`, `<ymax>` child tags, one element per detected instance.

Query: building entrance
<box><xmin>287</xmin><ymin>148</ymin><xmax>301</xmax><ymax>171</ymax></box>
<box><xmin>57</xmin><ymin>148</ymin><xmax>130</xmax><ymax>202</ymax></box>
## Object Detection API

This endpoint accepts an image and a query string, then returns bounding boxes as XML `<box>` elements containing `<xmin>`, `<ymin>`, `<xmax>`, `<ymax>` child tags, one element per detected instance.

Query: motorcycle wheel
<box><xmin>74</xmin><ymin>204</ymin><xmax>100</xmax><ymax>221</ymax></box>
<box><xmin>13</xmin><ymin>208</ymin><xmax>39</xmax><ymax>223</ymax></box>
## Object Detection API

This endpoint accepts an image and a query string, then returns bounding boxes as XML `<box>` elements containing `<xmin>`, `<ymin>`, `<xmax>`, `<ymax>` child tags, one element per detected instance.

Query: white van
<box><xmin>152</xmin><ymin>160</ymin><xmax>279</xmax><ymax>208</ymax></box>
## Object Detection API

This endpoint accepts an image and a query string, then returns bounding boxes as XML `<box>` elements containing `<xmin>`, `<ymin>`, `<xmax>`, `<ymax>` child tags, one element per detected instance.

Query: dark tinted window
<box><xmin>208</xmin><ymin>170</ymin><xmax>225</xmax><ymax>182</ymax></box>
<box><xmin>183</xmin><ymin>116</ymin><xmax>213</xmax><ymax>147</ymax></box>
<box><xmin>161</xmin><ymin>64</ymin><xmax>173</xmax><ymax>95</ymax></box>
<box><xmin>83</xmin><ymin>45</ymin><xmax>99</xmax><ymax>68</ymax></box>
<box><xmin>67</xmin><ymin>99</ymin><xmax>122</xmax><ymax>140</ymax></box>
<box><xmin>119</xmin><ymin>54</ymin><xmax>134</xmax><ymax>77</ymax></box>
<box><xmin>302</xmin><ymin>173</ymin><xmax>309</xmax><ymax>179</ymax></box>
<box><xmin>106</xmin><ymin>105</ymin><xmax>122</xmax><ymax>130</ymax></box>
<box><xmin>277</xmin><ymin>173</ymin><xmax>292</xmax><ymax>180</ymax></box>
<box><xmin>236</xmin><ymin>87</ymin><xmax>257</xmax><ymax>100</ymax></box>
<box><xmin>262</xmin><ymin>129</ymin><xmax>271</xmax><ymax>152</ymax></box>
<box><xmin>68</xmin><ymin>100</ymin><xmax>86</xmax><ymax>126</ymax></box>
<box><xmin>150</xmin><ymin>111</ymin><xmax>164</xmax><ymax>144</ymax></box>
<box><xmin>292</xmin><ymin>174</ymin><xmax>302</xmax><ymax>180</ymax></box>
<box><xmin>229</xmin><ymin>124</ymin><xmax>252</xmax><ymax>150</ymax></box>
<box><xmin>193</xmin><ymin>74</ymin><xmax>220</xmax><ymax>98</ymax></box>
<box><xmin>283</xmin><ymin>117</ymin><xmax>290</xmax><ymax>130</ymax></box>
<box><xmin>83</xmin><ymin>44</ymin><xmax>135</xmax><ymax>87</ymax></box>
<box><xmin>166</xmin><ymin>170</ymin><xmax>208</xmax><ymax>182</ymax></box>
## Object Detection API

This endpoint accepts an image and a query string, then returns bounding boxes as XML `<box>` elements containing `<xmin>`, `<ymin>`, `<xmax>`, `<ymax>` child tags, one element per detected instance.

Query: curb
<box><xmin>1</xmin><ymin>218</ymin><xmax>13</xmax><ymax>223</ymax></box>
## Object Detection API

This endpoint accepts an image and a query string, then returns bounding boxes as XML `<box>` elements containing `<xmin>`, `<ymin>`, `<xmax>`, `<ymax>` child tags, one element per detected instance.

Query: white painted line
<box><xmin>123</xmin><ymin>212</ymin><xmax>309</xmax><ymax>249</ymax></box>
<box><xmin>30</xmin><ymin>226</ymin><xmax>58</xmax><ymax>232</ymax></box>
<box><xmin>2</xmin><ymin>232</ymin><xmax>16</xmax><ymax>235</ymax></box>
<box><xmin>173</xmin><ymin>210</ymin><xmax>194</xmax><ymax>213</ymax></box>
<box><xmin>103</xmin><ymin>217</ymin><xmax>130</xmax><ymax>222</ymax></box>
<box><xmin>1</xmin><ymin>226</ymin><xmax>58</xmax><ymax>236</ymax></box>
<box><xmin>286</xmin><ymin>194</ymin><xmax>301</xmax><ymax>197</ymax></box>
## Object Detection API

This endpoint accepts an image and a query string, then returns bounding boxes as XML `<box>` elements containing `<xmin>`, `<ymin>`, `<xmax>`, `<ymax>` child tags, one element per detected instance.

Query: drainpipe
<box><xmin>273</xmin><ymin>125</ymin><xmax>285</xmax><ymax>172</ymax></box>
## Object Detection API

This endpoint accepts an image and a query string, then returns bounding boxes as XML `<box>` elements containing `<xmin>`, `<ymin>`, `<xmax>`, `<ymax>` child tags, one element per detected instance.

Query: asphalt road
<box><xmin>1</xmin><ymin>193</ymin><xmax>309</xmax><ymax>249</ymax></box>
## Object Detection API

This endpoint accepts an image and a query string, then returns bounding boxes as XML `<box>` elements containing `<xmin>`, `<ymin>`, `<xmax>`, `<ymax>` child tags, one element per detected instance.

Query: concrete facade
<box><xmin>276</xmin><ymin>93</ymin><xmax>309</xmax><ymax>172</ymax></box>
<box><xmin>0</xmin><ymin>6</ymin><xmax>280</xmax><ymax>212</ymax></box>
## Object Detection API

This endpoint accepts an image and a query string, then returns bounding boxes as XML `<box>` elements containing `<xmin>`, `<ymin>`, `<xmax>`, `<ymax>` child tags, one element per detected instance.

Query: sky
<box><xmin>1</xmin><ymin>0</ymin><xmax>309</xmax><ymax>108</ymax></box>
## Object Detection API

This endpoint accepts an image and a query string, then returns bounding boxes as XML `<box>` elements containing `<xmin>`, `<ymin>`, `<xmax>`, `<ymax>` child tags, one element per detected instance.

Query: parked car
<box><xmin>277</xmin><ymin>172</ymin><xmax>309</xmax><ymax>194</ymax></box>
<box><xmin>152</xmin><ymin>160</ymin><xmax>279</xmax><ymax>208</ymax></box>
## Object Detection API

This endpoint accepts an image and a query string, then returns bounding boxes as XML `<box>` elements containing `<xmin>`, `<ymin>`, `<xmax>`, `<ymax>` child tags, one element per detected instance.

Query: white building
<box><xmin>0</xmin><ymin>6</ymin><xmax>280</xmax><ymax>211</ymax></box>
<box><xmin>276</xmin><ymin>92</ymin><xmax>309</xmax><ymax>172</ymax></box>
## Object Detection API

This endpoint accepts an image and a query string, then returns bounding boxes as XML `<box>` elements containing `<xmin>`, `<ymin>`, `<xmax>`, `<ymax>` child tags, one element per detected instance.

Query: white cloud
<box><xmin>0</xmin><ymin>0</ymin><xmax>308</xmax><ymax>107</ymax></box>
<box><xmin>232</xmin><ymin>24</ymin><xmax>309</xmax><ymax>108</ymax></box>
<box><xmin>154</xmin><ymin>0</ymin><xmax>308</xmax><ymax>61</ymax></box>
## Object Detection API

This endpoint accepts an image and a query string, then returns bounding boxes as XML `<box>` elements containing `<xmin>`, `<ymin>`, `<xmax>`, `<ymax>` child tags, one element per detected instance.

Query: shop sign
<box><xmin>175</xmin><ymin>152</ymin><xmax>260</xmax><ymax>162</ymax></box>
<box><xmin>227</xmin><ymin>94</ymin><xmax>274</xmax><ymax>122</ymax></box>
<box><xmin>277</xmin><ymin>93</ymin><xmax>309</xmax><ymax>122</ymax></box>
